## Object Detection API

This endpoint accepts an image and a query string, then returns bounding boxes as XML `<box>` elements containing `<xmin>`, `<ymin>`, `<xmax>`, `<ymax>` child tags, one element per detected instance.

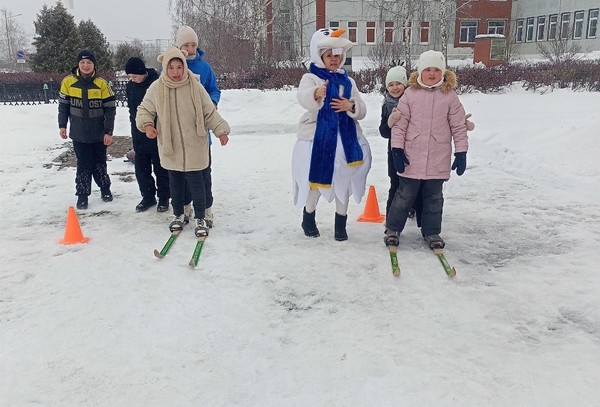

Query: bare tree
<box><xmin>537</xmin><ymin>24</ymin><xmax>582</xmax><ymax>64</ymax></box>
<box><xmin>0</xmin><ymin>8</ymin><xmax>29</xmax><ymax>69</ymax></box>
<box><xmin>439</xmin><ymin>0</ymin><xmax>448</xmax><ymax>65</ymax></box>
<box><xmin>169</xmin><ymin>0</ymin><xmax>279</xmax><ymax>71</ymax></box>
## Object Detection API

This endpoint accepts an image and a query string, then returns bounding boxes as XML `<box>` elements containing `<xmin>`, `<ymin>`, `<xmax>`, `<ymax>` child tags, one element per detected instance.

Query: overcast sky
<box><xmin>1</xmin><ymin>0</ymin><xmax>173</xmax><ymax>46</ymax></box>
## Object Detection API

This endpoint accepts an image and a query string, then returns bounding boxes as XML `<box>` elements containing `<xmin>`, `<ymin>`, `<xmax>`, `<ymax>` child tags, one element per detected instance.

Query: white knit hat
<box><xmin>176</xmin><ymin>26</ymin><xmax>199</xmax><ymax>48</ymax></box>
<box><xmin>385</xmin><ymin>66</ymin><xmax>408</xmax><ymax>86</ymax></box>
<box><xmin>417</xmin><ymin>50</ymin><xmax>446</xmax><ymax>76</ymax></box>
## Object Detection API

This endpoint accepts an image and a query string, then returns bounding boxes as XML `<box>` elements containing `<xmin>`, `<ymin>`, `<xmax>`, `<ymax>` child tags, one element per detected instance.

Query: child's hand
<box><xmin>314</xmin><ymin>80</ymin><xmax>328</xmax><ymax>100</ymax></box>
<box><xmin>465</xmin><ymin>113</ymin><xmax>475</xmax><ymax>131</ymax></box>
<box><xmin>452</xmin><ymin>152</ymin><xmax>467</xmax><ymax>176</ymax></box>
<box><xmin>145</xmin><ymin>124</ymin><xmax>158</xmax><ymax>139</ymax></box>
<box><xmin>392</xmin><ymin>148</ymin><xmax>410</xmax><ymax>174</ymax></box>
<box><xmin>103</xmin><ymin>134</ymin><xmax>113</xmax><ymax>146</ymax></box>
<box><xmin>387</xmin><ymin>108</ymin><xmax>402</xmax><ymax>128</ymax></box>
<box><xmin>330</xmin><ymin>97</ymin><xmax>353</xmax><ymax>113</ymax></box>
<box><xmin>218</xmin><ymin>134</ymin><xmax>229</xmax><ymax>146</ymax></box>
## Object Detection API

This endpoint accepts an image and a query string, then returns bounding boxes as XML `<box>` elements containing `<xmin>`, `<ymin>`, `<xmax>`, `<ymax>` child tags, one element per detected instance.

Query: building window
<box><xmin>536</xmin><ymin>16</ymin><xmax>546</xmax><ymax>41</ymax></box>
<box><xmin>573</xmin><ymin>11</ymin><xmax>584</xmax><ymax>39</ymax></box>
<box><xmin>329</xmin><ymin>21</ymin><xmax>339</xmax><ymax>29</ymax></box>
<box><xmin>488</xmin><ymin>20</ymin><xmax>505</xmax><ymax>35</ymax></box>
<box><xmin>420</xmin><ymin>21</ymin><xmax>430</xmax><ymax>44</ymax></box>
<box><xmin>282</xmin><ymin>35</ymin><xmax>291</xmax><ymax>51</ymax></box>
<box><xmin>366</xmin><ymin>21</ymin><xmax>376</xmax><ymax>44</ymax></box>
<box><xmin>403</xmin><ymin>21</ymin><xmax>412</xmax><ymax>43</ymax></box>
<box><xmin>384</xmin><ymin>21</ymin><xmax>394</xmax><ymax>43</ymax></box>
<box><xmin>280</xmin><ymin>10</ymin><xmax>291</xmax><ymax>23</ymax></box>
<box><xmin>459</xmin><ymin>20</ymin><xmax>477</xmax><ymax>43</ymax></box>
<box><xmin>560</xmin><ymin>13</ymin><xmax>571</xmax><ymax>39</ymax></box>
<box><xmin>525</xmin><ymin>17</ymin><xmax>535</xmax><ymax>42</ymax></box>
<box><xmin>348</xmin><ymin>21</ymin><xmax>358</xmax><ymax>43</ymax></box>
<box><xmin>548</xmin><ymin>14</ymin><xmax>558</xmax><ymax>40</ymax></box>
<box><xmin>588</xmin><ymin>9</ymin><xmax>599</xmax><ymax>38</ymax></box>
<box><xmin>516</xmin><ymin>19</ymin><xmax>524</xmax><ymax>42</ymax></box>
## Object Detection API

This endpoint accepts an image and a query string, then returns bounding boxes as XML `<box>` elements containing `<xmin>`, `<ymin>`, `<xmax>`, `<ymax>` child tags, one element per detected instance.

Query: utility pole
<box><xmin>2</xmin><ymin>9</ymin><xmax>22</xmax><ymax>68</ymax></box>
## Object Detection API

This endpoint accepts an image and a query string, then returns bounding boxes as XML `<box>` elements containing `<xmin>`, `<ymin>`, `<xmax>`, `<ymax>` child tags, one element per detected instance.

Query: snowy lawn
<box><xmin>1</xmin><ymin>86</ymin><xmax>599</xmax><ymax>406</ymax></box>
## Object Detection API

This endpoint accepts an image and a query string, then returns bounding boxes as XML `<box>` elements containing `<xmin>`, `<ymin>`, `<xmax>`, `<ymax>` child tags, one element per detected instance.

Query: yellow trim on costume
<box><xmin>310</xmin><ymin>182</ymin><xmax>332</xmax><ymax>189</ymax></box>
<box><xmin>347</xmin><ymin>160</ymin><xmax>364</xmax><ymax>167</ymax></box>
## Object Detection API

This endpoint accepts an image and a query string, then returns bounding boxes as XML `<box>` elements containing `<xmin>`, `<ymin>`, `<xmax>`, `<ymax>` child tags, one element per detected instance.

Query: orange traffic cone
<box><xmin>357</xmin><ymin>185</ymin><xmax>385</xmax><ymax>223</ymax></box>
<box><xmin>59</xmin><ymin>206</ymin><xmax>89</xmax><ymax>244</ymax></box>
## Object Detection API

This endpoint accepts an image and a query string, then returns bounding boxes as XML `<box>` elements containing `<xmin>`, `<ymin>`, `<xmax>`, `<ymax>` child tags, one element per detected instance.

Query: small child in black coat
<box><xmin>125</xmin><ymin>57</ymin><xmax>170</xmax><ymax>213</ymax></box>
<box><xmin>379</xmin><ymin>66</ymin><xmax>420</xmax><ymax>221</ymax></box>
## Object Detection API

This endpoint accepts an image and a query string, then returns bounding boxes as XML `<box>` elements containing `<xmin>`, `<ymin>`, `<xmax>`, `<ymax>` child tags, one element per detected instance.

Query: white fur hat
<box><xmin>157</xmin><ymin>46</ymin><xmax>189</xmax><ymax>76</ymax></box>
<box><xmin>176</xmin><ymin>25</ymin><xmax>199</xmax><ymax>48</ymax></box>
<box><xmin>385</xmin><ymin>66</ymin><xmax>408</xmax><ymax>86</ymax></box>
<box><xmin>417</xmin><ymin>50</ymin><xmax>446</xmax><ymax>76</ymax></box>
<box><xmin>309</xmin><ymin>28</ymin><xmax>353</xmax><ymax>70</ymax></box>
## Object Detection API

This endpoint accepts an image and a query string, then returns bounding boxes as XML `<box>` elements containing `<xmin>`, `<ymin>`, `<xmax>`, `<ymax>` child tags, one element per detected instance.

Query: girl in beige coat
<box><xmin>136</xmin><ymin>47</ymin><xmax>230</xmax><ymax>237</ymax></box>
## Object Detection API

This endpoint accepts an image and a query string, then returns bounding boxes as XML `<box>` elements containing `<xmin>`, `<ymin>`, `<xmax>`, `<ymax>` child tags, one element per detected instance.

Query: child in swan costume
<box><xmin>292</xmin><ymin>28</ymin><xmax>371</xmax><ymax>241</ymax></box>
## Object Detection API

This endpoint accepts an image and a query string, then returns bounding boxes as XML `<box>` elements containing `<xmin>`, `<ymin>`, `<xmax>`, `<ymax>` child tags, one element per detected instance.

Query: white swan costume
<box><xmin>291</xmin><ymin>28</ymin><xmax>372</xmax><ymax>211</ymax></box>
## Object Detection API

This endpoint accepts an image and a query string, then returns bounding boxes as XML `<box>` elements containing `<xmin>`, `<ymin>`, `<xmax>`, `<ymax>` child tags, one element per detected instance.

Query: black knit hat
<box><xmin>76</xmin><ymin>49</ymin><xmax>97</xmax><ymax>65</ymax></box>
<box><xmin>125</xmin><ymin>57</ymin><xmax>147</xmax><ymax>75</ymax></box>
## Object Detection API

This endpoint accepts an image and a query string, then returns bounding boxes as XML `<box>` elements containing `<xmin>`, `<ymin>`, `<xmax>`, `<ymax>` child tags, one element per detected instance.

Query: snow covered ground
<box><xmin>1</xmin><ymin>85</ymin><xmax>599</xmax><ymax>406</ymax></box>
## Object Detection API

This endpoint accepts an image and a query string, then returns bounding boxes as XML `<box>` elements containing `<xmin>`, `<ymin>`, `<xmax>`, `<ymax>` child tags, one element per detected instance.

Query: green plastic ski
<box><xmin>154</xmin><ymin>230</ymin><xmax>181</xmax><ymax>258</ymax></box>
<box><xmin>188</xmin><ymin>236</ymin><xmax>206</xmax><ymax>268</ymax></box>
<box><xmin>433</xmin><ymin>248</ymin><xmax>456</xmax><ymax>277</ymax></box>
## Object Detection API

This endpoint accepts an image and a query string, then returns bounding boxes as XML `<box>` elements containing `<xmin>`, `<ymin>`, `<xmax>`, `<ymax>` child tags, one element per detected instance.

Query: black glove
<box><xmin>392</xmin><ymin>148</ymin><xmax>410</xmax><ymax>174</ymax></box>
<box><xmin>451</xmin><ymin>152</ymin><xmax>467</xmax><ymax>176</ymax></box>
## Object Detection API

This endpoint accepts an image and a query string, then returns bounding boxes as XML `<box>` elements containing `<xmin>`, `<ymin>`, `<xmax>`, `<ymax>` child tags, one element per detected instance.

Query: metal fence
<box><xmin>0</xmin><ymin>81</ymin><xmax>130</xmax><ymax>106</ymax></box>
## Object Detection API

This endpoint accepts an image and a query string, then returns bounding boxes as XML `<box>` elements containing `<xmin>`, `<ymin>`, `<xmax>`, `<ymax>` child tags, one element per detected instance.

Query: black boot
<box><xmin>301</xmin><ymin>207</ymin><xmax>320</xmax><ymax>237</ymax></box>
<box><xmin>76</xmin><ymin>195</ymin><xmax>88</xmax><ymax>210</ymax></box>
<box><xmin>334</xmin><ymin>213</ymin><xmax>348</xmax><ymax>241</ymax></box>
<box><xmin>136</xmin><ymin>197</ymin><xmax>157</xmax><ymax>212</ymax></box>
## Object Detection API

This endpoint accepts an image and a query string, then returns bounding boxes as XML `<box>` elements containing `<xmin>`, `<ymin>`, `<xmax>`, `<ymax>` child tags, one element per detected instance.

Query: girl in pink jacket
<box><xmin>385</xmin><ymin>50</ymin><xmax>468</xmax><ymax>250</ymax></box>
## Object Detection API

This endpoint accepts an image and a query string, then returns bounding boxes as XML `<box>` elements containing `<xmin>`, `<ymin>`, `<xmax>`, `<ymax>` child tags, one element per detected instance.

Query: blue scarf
<box><xmin>308</xmin><ymin>63</ymin><xmax>363</xmax><ymax>188</ymax></box>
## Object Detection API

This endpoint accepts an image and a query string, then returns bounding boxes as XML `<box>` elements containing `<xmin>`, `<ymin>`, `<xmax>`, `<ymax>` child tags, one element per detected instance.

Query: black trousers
<box><xmin>73</xmin><ymin>140</ymin><xmax>111</xmax><ymax>197</ymax></box>
<box><xmin>386</xmin><ymin>177</ymin><xmax>444</xmax><ymax>236</ymax></box>
<box><xmin>170</xmin><ymin>170</ymin><xmax>206</xmax><ymax>219</ymax></box>
<box><xmin>184</xmin><ymin>148</ymin><xmax>213</xmax><ymax>208</ymax></box>
<box><xmin>135</xmin><ymin>149</ymin><xmax>170</xmax><ymax>201</ymax></box>
<box><xmin>386</xmin><ymin>151</ymin><xmax>423</xmax><ymax>227</ymax></box>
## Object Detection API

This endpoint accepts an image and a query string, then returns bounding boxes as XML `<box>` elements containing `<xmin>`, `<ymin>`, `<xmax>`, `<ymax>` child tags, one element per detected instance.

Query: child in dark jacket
<box><xmin>58</xmin><ymin>49</ymin><xmax>116</xmax><ymax>210</ymax></box>
<box><xmin>378</xmin><ymin>65</ymin><xmax>421</xmax><ymax>220</ymax></box>
<box><xmin>125</xmin><ymin>57</ymin><xmax>170</xmax><ymax>213</ymax></box>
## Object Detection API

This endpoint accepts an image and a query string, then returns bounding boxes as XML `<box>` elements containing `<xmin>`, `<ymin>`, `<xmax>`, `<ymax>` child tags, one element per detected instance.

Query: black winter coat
<box><xmin>378</xmin><ymin>92</ymin><xmax>401</xmax><ymax>152</ymax></box>
<box><xmin>126</xmin><ymin>68</ymin><xmax>160</xmax><ymax>152</ymax></box>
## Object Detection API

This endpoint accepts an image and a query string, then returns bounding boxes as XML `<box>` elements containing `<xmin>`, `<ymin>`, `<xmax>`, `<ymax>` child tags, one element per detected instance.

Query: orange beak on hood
<box><xmin>331</xmin><ymin>28</ymin><xmax>346</xmax><ymax>38</ymax></box>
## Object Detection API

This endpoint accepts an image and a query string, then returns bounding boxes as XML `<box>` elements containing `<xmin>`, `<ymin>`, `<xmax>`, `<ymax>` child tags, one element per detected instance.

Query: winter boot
<box><xmin>183</xmin><ymin>204</ymin><xmax>193</xmax><ymax>224</ymax></box>
<box><xmin>334</xmin><ymin>213</ymin><xmax>348</xmax><ymax>241</ymax></box>
<box><xmin>204</xmin><ymin>207</ymin><xmax>214</xmax><ymax>228</ymax></box>
<box><xmin>135</xmin><ymin>197</ymin><xmax>157</xmax><ymax>212</ymax></box>
<box><xmin>194</xmin><ymin>218</ymin><xmax>209</xmax><ymax>238</ymax></box>
<box><xmin>169</xmin><ymin>214</ymin><xmax>186</xmax><ymax>232</ymax></box>
<box><xmin>157</xmin><ymin>198</ymin><xmax>169</xmax><ymax>213</ymax></box>
<box><xmin>76</xmin><ymin>195</ymin><xmax>88</xmax><ymax>210</ymax></box>
<box><xmin>301</xmin><ymin>207</ymin><xmax>320</xmax><ymax>237</ymax></box>
<box><xmin>101</xmin><ymin>188</ymin><xmax>113</xmax><ymax>202</ymax></box>
<box><xmin>423</xmin><ymin>233</ymin><xmax>445</xmax><ymax>249</ymax></box>
<box><xmin>384</xmin><ymin>230</ymin><xmax>399</xmax><ymax>247</ymax></box>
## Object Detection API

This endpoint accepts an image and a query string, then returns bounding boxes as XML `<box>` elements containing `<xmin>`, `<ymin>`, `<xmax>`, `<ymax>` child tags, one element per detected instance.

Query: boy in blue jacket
<box><xmin>176</xmin><ymin>26</ymin><xmax>228</xmax><ymax>227</ymax></box>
